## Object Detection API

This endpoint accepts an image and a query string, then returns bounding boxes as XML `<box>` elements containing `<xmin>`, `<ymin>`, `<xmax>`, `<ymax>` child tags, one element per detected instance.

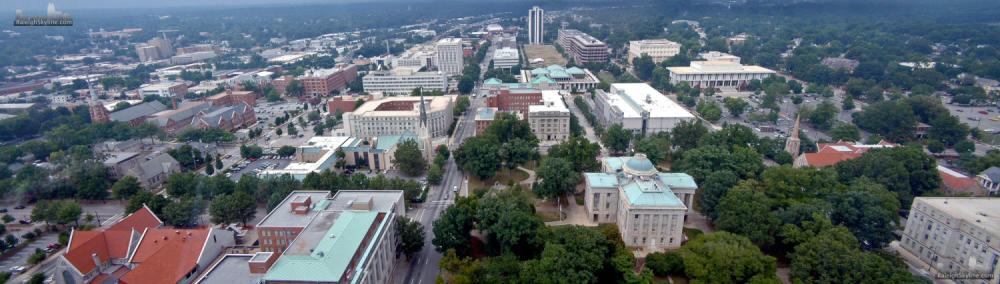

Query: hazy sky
<box><xmin>4</xmin><ymin>0</ymin><xmax>387</xmax><ymax>11</ymax></box>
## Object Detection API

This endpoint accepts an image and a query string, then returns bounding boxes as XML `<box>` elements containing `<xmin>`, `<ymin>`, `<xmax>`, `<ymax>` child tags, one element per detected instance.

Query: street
<box><xmin>402</xmin><ymin>94</ymin><xmax>483</xmax><ymax>284</ymax></box>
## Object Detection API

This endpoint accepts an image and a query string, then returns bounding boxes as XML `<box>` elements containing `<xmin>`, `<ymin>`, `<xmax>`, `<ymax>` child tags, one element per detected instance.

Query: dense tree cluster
<box><xmin>454</xmin><ymin>113</ymin><xmax>538</xmax><ymax>180</ymax></box>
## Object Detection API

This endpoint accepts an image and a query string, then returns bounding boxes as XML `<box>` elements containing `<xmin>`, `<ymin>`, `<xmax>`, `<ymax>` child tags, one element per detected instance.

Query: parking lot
<box><xmin>0</xmin><ymin>232</ymin><xmax>58</xmax><ymax>277</ymax></box>
<box><xmin>227</xmin><ymin>157</ymin><xmax>293</xmax><ymax>181</ymax></box>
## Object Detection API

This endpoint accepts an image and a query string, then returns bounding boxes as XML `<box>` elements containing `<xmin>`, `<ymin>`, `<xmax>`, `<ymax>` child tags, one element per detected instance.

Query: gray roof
<box><xmin>151</xmin><ymin>101</ymin><xmax>211</xmax><ymax>126</ymax></box>
<box><xmin>109</xmin><ymin>101</ymin><xmax>168</xmax><ymax>122</ymax></box>
<box><xmin>125</xmin><ymin>152</ymin><xmax>179</xmax><ymax>181</ymax></box>
<box><xmin>980</xmin><ymin>166</ymin><xmax>1000</xmax><ymax>182</ymax></box>
<box><xmin>195</xmin><ymin>254</ymin><xmax>264</xmax><ymax>284</ymax></box>
<box><xmin>193</xmin><ymin>103</ymin><xmax>251</xmax><ymax>128</ymax></box>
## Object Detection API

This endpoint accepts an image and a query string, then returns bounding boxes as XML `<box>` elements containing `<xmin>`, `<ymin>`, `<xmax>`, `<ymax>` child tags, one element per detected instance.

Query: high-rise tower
<box><xmin>528</xmin><ymin>6</ymin><xmax>545</xmax><ymax>45</ymax></box>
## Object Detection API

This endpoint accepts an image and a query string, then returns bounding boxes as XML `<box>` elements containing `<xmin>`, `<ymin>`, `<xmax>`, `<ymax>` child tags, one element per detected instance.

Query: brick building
<box><xmin>486</xmin><ymin>88</ymin><xmax>543</xmax><ymax>116</ymax></box>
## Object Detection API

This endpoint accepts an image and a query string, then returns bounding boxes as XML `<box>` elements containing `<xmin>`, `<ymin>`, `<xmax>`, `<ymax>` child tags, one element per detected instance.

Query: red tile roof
<box><xmin>798</xmin><ymin>141</ymin><xmax>897</xmax><ymax>168</ymax></box>
<box><xmin>938</xmin><ymin>165</ymin><xmax>986</xmax><ymax>195</ymax></box>
<box><xmin>120</xmin><ymin>228</ymin><xmax>212</xmax><ymax>284</ymax></box>
<box><xmin>62</xmin><ymin>206</ymin><xmax>162</xmax><ymax>276</ymax></box>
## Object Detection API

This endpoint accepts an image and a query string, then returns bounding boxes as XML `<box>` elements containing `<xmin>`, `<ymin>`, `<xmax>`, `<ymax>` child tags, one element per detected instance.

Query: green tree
<box><xmin>679</xmin><ymin>232</ymin><xmax>778</xmax><ymax>284</ymax></box>
<box><xmin>476</xmin><ymin>190</ymin><xmax>543</xmax><ymax>257</ymax></box>
<box><xmin>842</xmin><ymin>95</ymin><xmax>855</xmax><ymax>111</ymax></box>
<box><xmin>285</xmin><ymin>80</ymin><xmax>305</xmax><ymax>97</ymax></box>
<box><xmin>633</xmin><ymin>54</ymin><xmax>656</xmax><ymax>81</ymax></box>
<box><xmin>829</xmin><ymin>123</ymin><xmax>861</xmax><ymax>142</ymax></box>
<box><xmin>697</xmin><ymin>170</ymin><xmax>740</xmax><ymax>219</ymax></box>
<box><xmin>671</xmin><ymin>120</ymin><xmax>708</xmax><ymax>151</ymax></box>
<box><xmin>723</xmin><ymin>97</ymin><xmax>749</xmax><ymax>117</ymax></box>
<box><xmin>395</xmin><ymin>216</ymin><xmax>425</xmax><ymax>259</ymax></box>
<box><xmin>955</xmin><ymin>140</ymin><xmax>975</xmax><ymax>154</ymax></box>
<box><xmin>547</xmin><ymin>136</ymin><xmax>601</xmax><ymax>172</ymax></box>
<box><xmin>601</xmin><ymin>124</ymin><xmax>632</xmax><ymax>154</ymax></box>
<box><xmin>458</xmin><ymin>76</ymin><xmax>475</xmax><ymax>94</ymax></box>
<box><xmin>111</xmin><ymin>176</ymin><xmax>142</xmax><ymax>200</ymax></box>
<box><xmin>646</xmin><ymin>251</ymin><xmax>684</xmax><ymax>276</ymax></box>
<box><xmin>432</xmin><ymin>197</ymin><xmax>478</xmax><ymax>256</ymax></box>
<box><xmin>395</xmin><ymin>139</ymin><xmax>428</xmax><ymax>177</ymax></box>
<box><xmin>209</xmin><ymin>191</ymin><xmax>257</xmax><ymax>226</ymax></box>
<box><xmin>533</xmin><ymin>157</ymin><xmax>579</xmax><ymax>199</ymax></box>
<box><xmin>696</xmin><ymin>99</ymin><xmax>723</xmax><ymax>122</ymax></box>
<box><xmin>126</xmin><ymin>191</ymin><xmax>169</xmax><ymax>214</ymax></box>
<box><xmin>454</xmin><ymin>137</ymin><xmax>501</xmax><ymax>180</ymax></box>
<box><xmin>926</xmin><ymin>140</ymin><xmax>945</xmax><ymax>153</ymax></box>
<box><xmin>854</xmin><ymin>100</ymin><xmax>917</xmax><ymax>142</ymax></box>
<box><xmin>427</xmin><ymin>164</ymin><xmax>443</xmax><ymax>185</ymax></box>
<box><xmin>714</xmin><ymin>183</ymin><xmax>781</xmax><ymax>247</ymax></box>
<box><xmin>162</xmin><ymin>199</ymin><xmax>203</xmax><ymax>227</ymax></box>
<box><xmin>277</xmin><ymin>145</ymin><xmax>297</xmax><ymax>157</ymax></box>
<box><xmin>928</xmin><ymin>114</ymin><xmax>969</xmax><ymax>146</ymax></box>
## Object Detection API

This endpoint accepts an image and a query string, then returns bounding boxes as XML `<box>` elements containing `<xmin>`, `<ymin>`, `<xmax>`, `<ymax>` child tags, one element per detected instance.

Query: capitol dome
<box><xmin>623</xmin><ymin>153</ymin><xmax>657</xmax><ymax>177</ymax></box>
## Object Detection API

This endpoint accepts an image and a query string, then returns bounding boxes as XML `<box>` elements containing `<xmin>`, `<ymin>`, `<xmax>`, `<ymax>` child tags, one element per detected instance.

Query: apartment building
<box><xmin>295</xmin><ymin>65</ymin><xmax>359</xmax><ymax>96</ymax></box>
<box><xmin>528</xmin><ymin>6</ymin><xmax>545</xmax><ymax>44</ymax></box>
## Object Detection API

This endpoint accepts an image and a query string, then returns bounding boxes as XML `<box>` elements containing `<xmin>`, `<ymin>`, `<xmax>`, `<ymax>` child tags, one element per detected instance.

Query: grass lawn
<box><xmin>535</xmin><ymin>211</ymin><xmax>562</xmax><ymax>222</ymax></box>
<box><xmin>683</xmin><ymin>227</ymin><xmax>704</xmax><ymax>240</ymax></box>
<box><xmin>598</xmin><ymin>71</ymin><xmax>617</xmax><ymax>83</ymax></box>
<box><xmin>468</xmin><ymin>168</ymin><xmax>530</xmax><ymax>189</ymax></box>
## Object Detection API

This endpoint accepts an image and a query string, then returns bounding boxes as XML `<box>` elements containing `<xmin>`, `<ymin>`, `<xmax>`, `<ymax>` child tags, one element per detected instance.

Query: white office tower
<box><xmin>528</xmin><ymin>6</ymin><xmax>545</xmax><ymax>45</ymax></box>
<box><xmin>436</xmin><ymin>38</ymin><xmax>464</xmax><ymax>76</ymax></box>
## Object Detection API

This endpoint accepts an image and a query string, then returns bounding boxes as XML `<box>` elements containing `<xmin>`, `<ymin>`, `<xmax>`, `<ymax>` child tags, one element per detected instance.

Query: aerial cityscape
<box><xmin>1</xmin><ymin>0</ymin><xmax>1000</xmax><ymax>283</ymax></box>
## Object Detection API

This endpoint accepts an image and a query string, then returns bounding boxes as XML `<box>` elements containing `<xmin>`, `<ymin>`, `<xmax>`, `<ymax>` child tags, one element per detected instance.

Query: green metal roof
<box><xmin>603</xmin><ymin>157</ymin><xmax>627</xmax><ymax>172</ymax></box>
<box><xmin>625</xmin><ymin>156</ymin><xmax>655</xmax><ymax>172</ymax></box>
<box><xmin>584</xmin><ymin>173</ymin><xmax>619</xmax><ymax>188</ymax></box>
<box><xmin>263</xmin><ymin>211</ymin><xmax>380</xmax><ymax>282</ymax></box>
<box><xmin>530</xmin><ymin>68</ymin><xmax>549</xmax><ymax>75</ymax></box>
<box><xmin>484</xmin><ymin>78</ymin><xmax>503</xmax><ymax>85</ymax></box>
<box><xmin>622</xmin><ymin>180</ymin><xmax>684</xmax><ymax>207</ymax></box>
<box><xmin>566</xmin><ymin>67</ymin><xmax>586</xmax><ymax>75</ymax></box>
<box><xmin>548</xmin><ymin>69</ymin><xmax>571</xmax><ymax>79</ymax></box>
<box><xmin>531</xmin><ymin>75</ymin><xmax>556</xmax><ymax>84</ymax></box>
<box><xmin>657</xmin><ymin>173</ymin><xmax>697</xmax><ymax>189</ymax></box>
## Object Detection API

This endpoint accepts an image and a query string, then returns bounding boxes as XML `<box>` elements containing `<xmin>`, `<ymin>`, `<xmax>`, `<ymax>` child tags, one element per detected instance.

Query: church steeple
<box><xmin>784</xmin><ymin>114</ymin><xmax>801</xmax><ymax>158</ymax></box>
<box><xmin>416</xmin><ymin>88</ymin><xmax>433</xmax><ymax>161</ymax></box>
<box><xmin>88</xmin><ymin>81</ymin><xmax>110</xmax><ymax>123</ymax></box>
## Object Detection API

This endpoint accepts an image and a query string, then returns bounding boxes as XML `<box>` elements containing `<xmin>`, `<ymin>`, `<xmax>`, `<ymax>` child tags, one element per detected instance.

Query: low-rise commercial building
<box><xmin>584</xmin><ymin>154</ymin><xmax>696</xmax><ymax>250</ymax></box>
<box><xmin>492</xmin><ymin>47</ymin><xmax>520</xmax><ymax>69</ymax></box>
<box><xmin>628</xmin><ymin>39</ymin><xmax>682</xmax><ymax>63</ymax></box>
<box><xmin>362</xmin><ymin>67</ymin><xmax>448</xmax><ymax>96</ymax></box>
<box><xmin>594</xmin><ymin>83</ymin><xmax>695</xmax><ymax>137</ymax></box>
<box><xmin>528</xmin><ymin>91</ymin><xmax>570</xmax><ymax>142</ymax></box>
<box><xmin>139</xmin><ymin>81</ymin><xmax>188</xmax><ymax>98</ymax></box>
<box><xmin>344</xmin><ymin>95</ymin><xmax>454</xmax><ymax>138</ymax></box>
<box><xmin>558</xmin><ymin>29</ymin><xmax>608</xmax><ymax>64</ymax></box>
<box><xmin>666</xmin><ymin>57</ymin><xmax>776</xmax><ymax>89</ymax></box>
<box><xmin>899</xmin><ymin>197</ymin><xmax>1000</xmax><ymax>283</ymax></box>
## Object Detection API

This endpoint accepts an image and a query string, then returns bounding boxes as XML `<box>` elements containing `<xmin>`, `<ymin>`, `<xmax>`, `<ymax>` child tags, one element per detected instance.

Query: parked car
<box><xmin>979</xmin><ymin>111</ymin><xmax>988</xmax><ymax>115</ymax></box>
<box><xmin>0</xmin><ymin>208</ymin><xmax>8</xmax><ymax>213</ymax></box>
<box><xmin>14</xmin><ymin>205</ymin><xmax>25</xmax><ymax>210</ymax></box>
<box><xmin>9</xmin><ymin>266</ymin><xmax>25</xmax><ymax>274</ymax></box>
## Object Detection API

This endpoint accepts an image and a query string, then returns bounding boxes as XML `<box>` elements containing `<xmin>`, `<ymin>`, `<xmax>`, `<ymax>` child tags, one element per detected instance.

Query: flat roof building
<box><xmin>558</xmin><ymin>29</ymin><xmax>608</xmax><ymax>64</ymax></box>
<box><xmin>629</xmin><ymin>39</ymin><xmax>682</xmax><ymax>64</ymax></box>
<box><xmin>900</xmin><ymin>197</ymin><xmax>1000</xmax><ymax>283</ymax></box>
<box><xmin>666</xmin><ymin>57</ymin><xmax>775</xmax><ymax>90</ymax></box>
<box><xmin>436</xmin><ymin>38</ymin><xmax>464</xmax><ymax>76</ymax></box>
<box><xmin>258</xmin><ymin>136</ymin><xmax>358</xmax><ymax>180</ymax></box>
<box><xmin>527</xmin><ymin>90</ymin><xmax>570</xmax><ymax>142</ymax></box>
<box><xmin>253</xmin><ymin>190</ymin><xmax>405</xmax><ymax>284</ymax></box>
<box><xmin>295</xmin><ymin>65</ymin><xmax>359</xmax><ymax>96</ymax></box>
<box><xmin>139</xmin><ymin>81</ymin><xmax>188</xmax><ymax>98</ymax></box>
<box><xmin>492</xmin><ymin>47</ymin><xmax>520</xmax><ymax>69</ymax></box>
<box><xmin>594</xmin><ymin>83</ymin><xmax>695</xmax><ymax>137</ymax></box>
<box><xmin>362</xmin><ymin>67</ymin><xmax>448</xmax><ymax>96</ymax></box>
<box><xmin>344</xmin><ymin>95</ymin><xmax>454</xmax><ymax>138</ymax></box>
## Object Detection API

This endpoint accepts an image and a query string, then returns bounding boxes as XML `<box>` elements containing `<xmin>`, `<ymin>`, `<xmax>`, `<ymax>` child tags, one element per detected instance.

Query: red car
<box><xmin>979</xmin><ymin>111</ymin><xmax>989</xmax><ymax>115</ymax></box>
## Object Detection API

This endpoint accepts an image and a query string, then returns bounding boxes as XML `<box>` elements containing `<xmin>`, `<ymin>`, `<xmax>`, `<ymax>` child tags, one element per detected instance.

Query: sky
<box><xmin>4</xmin><ymin>0</ymin><xmax>391</xmax><ymax>11</ymax></box>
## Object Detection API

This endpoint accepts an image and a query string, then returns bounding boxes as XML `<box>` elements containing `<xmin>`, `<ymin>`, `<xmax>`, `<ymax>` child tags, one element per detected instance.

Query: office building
<box><xmin>584</xmin><ymin>154</ymin><xmax>696</xmax><ymax>250</ymax></box>
<box><xmin>252</xmin><ymin>190</ymin><xmax>405</xmax><ymax>283</ymax></box>
<box><xmin>628</xmin><ymin>39</ymin><xmax>682</xmax><ymax>63</ymax></box>
<box><xmin>139</xmin><ymin>81</ymin><xmax>188</xmax><ymax>98</ymax></box>
<box><xmin>393</xmin><ymin>44</ymin><xmax>437</xmax><ymax>70</ymax></box>
<box><xmin>344</xmin><ymin>95</ymin><xmax>454</xmax><ymax>138</ymax></box>
<box><xmin>527</xmin><ymin>90</ymin><xmax>570</xmax><ymax>142</ymax></box>
<box><xmin>362</xmin><ymin>67</ymin><xmax>448</xmax><ymax>96</ymax></box>
<box><xmin>518</xmin><ymin>64</ymin><xmax>601</xmax><ymax>92</ymax></box>
<box><xmin>558</xmin><ymin>29</ymin><xmax>608</xmax><ymax>64</ymax></box>
<box><xmin>295</xmin><ymin>65</ymin><xmax>359</xmax><ymax>96</ymax></box>
<box><xmin>698</xmin><ymin>51</ymin><xmax>741</xmax><ymax>63</ymax></box>
<box><xmin>149</xmin><ymin>37</ymin><xmax>174</xmax><ymax>58</ymax></box>
<box><xmin>436</xmin><ymin>38</ymin><xmax>464</xmax><ymax>75</ymax></box>
<box><xmin>493</xmin><ymin>34</ymin><xmax>517</xmax><ymax>49</ymax></box>
<box><xmin>136</xmin><ymin>44</ymin><xmax>161</xmax><ymax>62</ymax></box>
<box><xmin>666</xmin><ymin>56</ymin><xmax>775</xmax><ymax>89</ymax></box>
<box><xmin>492</xmin><ymin>47</ymin><xmax>520</xmax><ymax>69</ymax></box>
<box><xmin>485</xmin><ymin>87</ymin><xmax>542</xmax><ymax>116</ymax></box>
<box><xmin>593</xmin><ymin>83</ymin><xmax>695</xmax><ymax>137</ymax></box>
<box><xmin>528</xmin><ymin>6</ymin><xmax>545</xmax><ymax>44</ymax></box>
<box><xmin>900</xmin><ymin>197</ymin><xmax>1000</xmax><ymax>283</ymax></box>
<box><xmin>170</xmin><ymin>51</ymin><xmax>217</xmax><ymax>65</ymax></box>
